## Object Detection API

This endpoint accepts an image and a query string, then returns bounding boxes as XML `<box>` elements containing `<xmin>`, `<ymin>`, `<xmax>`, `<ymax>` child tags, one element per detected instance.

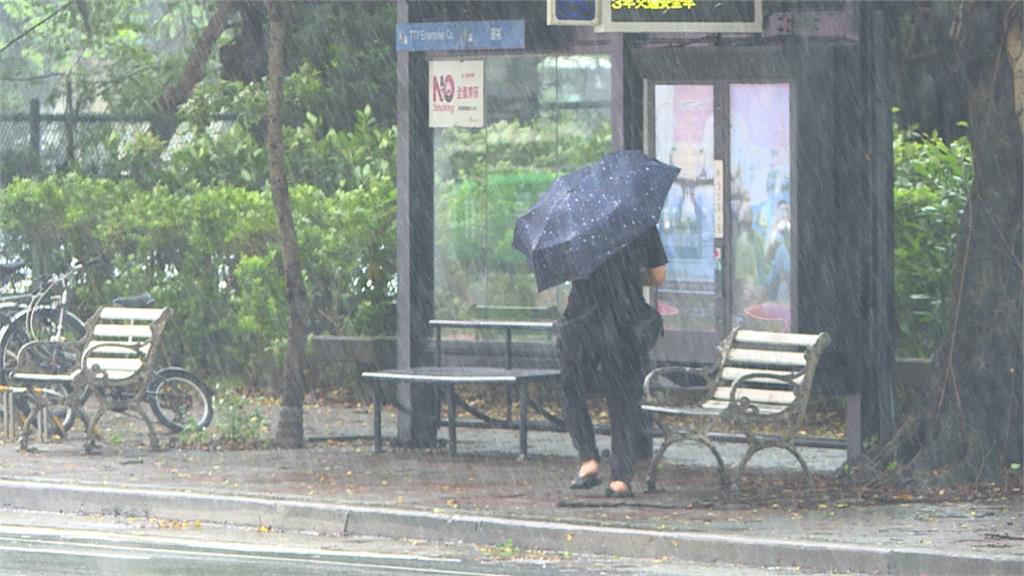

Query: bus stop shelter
<box><xmin>393</xmin><ymin>0</ymin><xmax>896</xmax><ymax>459</ymax></box>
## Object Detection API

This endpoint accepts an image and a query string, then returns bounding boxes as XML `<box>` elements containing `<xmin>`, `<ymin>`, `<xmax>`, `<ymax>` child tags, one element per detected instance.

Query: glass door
<box><xmin>648</xmin><ymin>81</ymin><xmax>793</xmax><ymax>363</ymax></box>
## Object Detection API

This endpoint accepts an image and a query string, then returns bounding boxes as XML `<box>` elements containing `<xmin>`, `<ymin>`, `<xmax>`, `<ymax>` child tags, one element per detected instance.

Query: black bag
<box><xmin>630</xmin><ymin>302</ymin><xmax>664</xmax><ymax>352</ymax></box>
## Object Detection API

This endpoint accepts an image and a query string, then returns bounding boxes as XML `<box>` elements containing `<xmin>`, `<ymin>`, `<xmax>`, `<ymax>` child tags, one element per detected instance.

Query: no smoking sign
<box><xmin>428</xmin><ymin>60</ymin><xmax>484</xmax><ymax>128</ymax></box>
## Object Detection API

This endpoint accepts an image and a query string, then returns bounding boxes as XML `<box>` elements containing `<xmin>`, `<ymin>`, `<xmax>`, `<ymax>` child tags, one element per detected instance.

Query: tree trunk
<box><xmin>266</xmin><ymin>0</ymin><xmax>308</xmax><ymax>449</ymax></box>
<box><xmin>900</xmin><ymin>1</ymin><xmax>1023</xmax><ymax>483</ymax></box>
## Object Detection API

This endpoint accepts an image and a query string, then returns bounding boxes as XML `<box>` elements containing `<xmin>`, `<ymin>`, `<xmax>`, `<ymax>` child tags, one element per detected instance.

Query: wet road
<box><xmin>0</xmin><ymin>511</ymin><xmax>866</xmax><ymax>576</ymax></box>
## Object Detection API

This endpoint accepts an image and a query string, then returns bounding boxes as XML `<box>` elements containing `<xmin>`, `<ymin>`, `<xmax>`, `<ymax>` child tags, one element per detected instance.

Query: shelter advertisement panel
<box><xmin>429</xmin><ymin>60</ymin><xmax>485</xmax><ymax>128</ymax></box>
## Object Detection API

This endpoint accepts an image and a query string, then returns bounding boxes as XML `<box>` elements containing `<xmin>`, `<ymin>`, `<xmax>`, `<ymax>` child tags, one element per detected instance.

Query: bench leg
<box><xmin>135</xmin><ymin>403</ymin><xmax>161</xmax><ymax>451</ymax></box>
<box><xmin>446</xmin><ymin>383</ymin><xmax>456</xmax><ymax>456</ymax></box>
<box><xmin>17</xmin><ymin>387</ymin><xmax>48</xmax><ymax>451</ymax></box>
<box><xmin>695</xmin><ymin>438</ymin><xmax>731</xmax><ymax>490</ymax></box>
<box><xmin>84</xmin><ymin>402</ymin><xmax>107</xmax><ymax>454</ymax></box>
<box><xmin>517</xmin><ymin>382</ymin><xmax>528</xmax><ymax>459</ymax></box>
<box><xmin>17</xmin><ymin>396</ymin><xmax>37</xmax><ymax>451</ymax></box>
<box><xmin>781</xmin><ymin>443</ymin><xmax>816</xmax><ymax>493</ymax></box>
<box><xmin>735</xmin><ymin>441</ymin><xmax>814</xmax><ymax>493</ymax></box>
<box><xmin>646</xmin><ymin>435</ymin><xmax>687</xmax><ymax>493</ymax></box>
<box><xmin>372</xmin><ymin>381</ymin><xmax>382</xmax><ymax>454</ymax></box>
<box><xmin>645</xmin><ymin>418</ymin><xmax>685</xmax><ymax>493</ymax></box>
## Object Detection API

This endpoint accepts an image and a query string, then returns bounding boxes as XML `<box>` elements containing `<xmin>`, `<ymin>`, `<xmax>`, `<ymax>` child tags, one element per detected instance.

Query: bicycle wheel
<box><xmin>147</xmin><ymin>368</ymin><xmax>214</xmax><ymax>432</ymax></box>
<box><xmin>0</xmin><ymin>307</ymin><xmax>87</xmax><ymax>432</ymax></box>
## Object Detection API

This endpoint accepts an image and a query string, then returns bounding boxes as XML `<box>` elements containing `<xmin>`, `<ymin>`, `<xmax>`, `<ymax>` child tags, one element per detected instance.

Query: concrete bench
<box><xmin>642</xmin><ymin>328</ymin><xmax>831</xmax><ymax>492</ymax></box>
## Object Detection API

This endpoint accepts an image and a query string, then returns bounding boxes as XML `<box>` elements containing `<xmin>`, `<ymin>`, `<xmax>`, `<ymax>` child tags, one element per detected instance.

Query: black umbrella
<box><xmin>513</xmin><ymin>150</ymin><xmax>679</xmax><ymax>292</ymax></box>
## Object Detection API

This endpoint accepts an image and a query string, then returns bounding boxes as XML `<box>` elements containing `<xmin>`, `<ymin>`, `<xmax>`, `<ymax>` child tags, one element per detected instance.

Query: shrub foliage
<box><xmin>0</xmin><ymin>68</ymin><xmax>395</xmax><ymax>389</ymax></box>
<box><xmin>892</xmin><ymin>121</ymin><xmax>971</xmax><ymax>357</ymax></box>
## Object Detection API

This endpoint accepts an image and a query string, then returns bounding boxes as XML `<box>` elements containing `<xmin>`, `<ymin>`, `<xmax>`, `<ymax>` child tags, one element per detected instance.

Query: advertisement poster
<box><xmin>654</xmin><ymin>84</ymin><xmax>715</xmax><ymax>285</ymax></box>
<box><xmin>428</xmin><ymin>60</ymin><xmax>484</xmax><ymax>128</ymax></box>
<box><xmin>729</xmin><ymin>83</ymin><xmax>791</xmax><ymax>331</ymax></box>
<box><xmin>653</xmin><ymin>84</ymin><xmax>716</xmax><ymax>332</ymax></box>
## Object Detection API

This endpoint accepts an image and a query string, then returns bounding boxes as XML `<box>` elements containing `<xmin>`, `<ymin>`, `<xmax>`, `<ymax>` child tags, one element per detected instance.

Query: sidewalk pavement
<box><xmin>0</xmin><ymin>402</ymin><xmax>1020</xmax><ymax>575</ymax></box>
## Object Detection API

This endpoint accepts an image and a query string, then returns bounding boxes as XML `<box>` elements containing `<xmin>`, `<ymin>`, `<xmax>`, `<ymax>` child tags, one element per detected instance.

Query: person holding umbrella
<box><xmin>514</xmin><ymin>150</ymin><xmax>677</xmax><ymax>497</ymax></box>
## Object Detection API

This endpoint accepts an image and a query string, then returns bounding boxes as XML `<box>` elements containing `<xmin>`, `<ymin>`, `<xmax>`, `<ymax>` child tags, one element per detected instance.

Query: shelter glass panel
<box><xmin>433</xmin><ymin>55</ymin><xmax>612</xmax><ymax>323</ymax></box>
<box><xmin>652</xmin><ymin>84</ymin><xmax>717</xmax><ymax>334</ymax></box>
<box><xmin>729</xmin><ymin>83</ymin><xmax>792</xmax><ymax>331</ymax></box>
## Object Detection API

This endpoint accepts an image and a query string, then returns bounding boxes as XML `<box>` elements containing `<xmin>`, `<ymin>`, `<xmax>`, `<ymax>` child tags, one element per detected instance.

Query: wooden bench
<box><xmin>11</xmin><ymin>306</ymin><xmax>171</xmax><ymax>451</ymax></box>
<box><xmin>641</xmin><ymin>328</ymin><xmax>831</xmax><ymax>492</ymax></box>
<box><xmin>362</xmin><ymin>319</ymin><xmax>560</xmax><ymax>457</ymax></box>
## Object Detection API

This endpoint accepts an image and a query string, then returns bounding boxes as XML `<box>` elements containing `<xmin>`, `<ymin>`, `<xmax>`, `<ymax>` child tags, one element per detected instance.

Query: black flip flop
<box><xmin>569</xmin><ymin>473</ymin><xmax>601</xmax><ymax>490</ymax></box>
<box><xmin>604</xmin><ymin>483</ymin><xmax>634</xmax><ymax>498</ymax></box>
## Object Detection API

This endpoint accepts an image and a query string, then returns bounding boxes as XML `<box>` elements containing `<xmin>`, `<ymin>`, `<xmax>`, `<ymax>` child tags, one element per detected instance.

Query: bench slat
<box><xmin>726</xmin><ymin>348</ymin><xmax>807</xmax><ymax>368</ymax></box>
<box><xmin>641</xmin><ymin>404</ymin><xmax>724</xmax><ymax>417</ymax></box>
<box><xmin>429</xmin><ymin>319</ymin><xmax>554</xmax><ymax>331</ymax></box>
<box><xmin>11</xmin><ymin>372</ymin><xmax>76</xmax><ymax>383</ymax></box>
<box><xmin>711</xmin><ymin>387</ymin><xmax>796</xmax><ymax>405</ymax></box>
<box><xmin>85</xmin><ymin>357</ymin><xmax>144</xmax><ymax>373</ymax></box>
<box><xmin>98</xmin><ymin>307</ymin><xmax>168</xmax><ymax>322</ymax></box>
<box><xmin>93</xmin><ymin>324</ymin><xmax>154</xmax><ymax>339</ymax></box>
<box><xmin>700</xmin><ymin>399</ymin><xmax>789</xmax><ymax>414</ymax></box>
<box><xmin>88</xmin><ymin>369</ymin><xmax>138</xmax><ymax>381</ymax></box>
<box><xmin>362</xmin><ymin>372</ymin><xmax>519</xmax><ymax>384</ymax></box>
<box><xmin>734</xmin><ymin>330</ymin><xmax>823</xmax><ymax>347</ymax></box>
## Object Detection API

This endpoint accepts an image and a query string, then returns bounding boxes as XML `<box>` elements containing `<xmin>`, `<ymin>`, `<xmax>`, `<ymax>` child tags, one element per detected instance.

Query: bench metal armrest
<box><xmin>643</xmin><ymin>365</ymin><xmax>714</xmax><ymax>401</ymax></box>
<box><xmin>14</xmin><ymin>340</ymin><xmax>79</xmax><ymax>373</ymax></box>
<box><xmin>727</xmin><ymin>369</ymin><xmax>805</xmax><ymax>399</ymax></box>
<box><xmin>81</xmin><ymin>343</ymin><xmax>147</xmax><ymax>380</ymax></box>
<box><xmin>726</xmin><ymin>369</ymin><xmax>806</xmax><ymax>409</ymax></box>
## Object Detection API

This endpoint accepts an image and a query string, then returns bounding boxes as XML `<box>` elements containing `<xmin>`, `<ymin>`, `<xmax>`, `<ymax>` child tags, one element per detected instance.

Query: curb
<box><xmin>0</xmin><ymin>478</ymin><xmax>1019</xmax><ymax>576</ymax></box>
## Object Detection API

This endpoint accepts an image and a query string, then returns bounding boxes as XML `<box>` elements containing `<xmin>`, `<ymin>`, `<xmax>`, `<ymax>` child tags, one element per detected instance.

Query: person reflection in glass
<box><xmin>765</xmin><ymin>200</ymin><xmax>791</xmax><ymax>304</ymax></box>
<box><xmin>557</xmin><ymin>227</ymin><xmax>667</xmax><ymax>498</ymax></box>
<box><xmin>733</xmin><ymin>205</ymin><xmax>767</xmax><ymax>321</ymax></box>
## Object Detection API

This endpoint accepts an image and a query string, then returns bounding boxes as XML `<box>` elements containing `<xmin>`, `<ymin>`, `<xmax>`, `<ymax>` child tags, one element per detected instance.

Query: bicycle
<box><xmin>7</xmin><ymin>302</ymin><xmax>215</xmax><ymax>441</ymax></box>
<box><xmin>0</xmin><ymin>259</ymin><xmax>88</xmax><ymax>438</ymax></box>
<box><xmin>0</xmin><ymin>260</ymin><xmax>214</xmax><ymax>440</ymax></box>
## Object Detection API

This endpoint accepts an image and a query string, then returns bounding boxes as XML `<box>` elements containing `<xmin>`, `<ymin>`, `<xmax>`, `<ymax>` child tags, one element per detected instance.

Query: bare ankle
<box><xmin>578</xmin><ymin>459</ymin><xmax>599</xmax><ymax>477</ymax></box>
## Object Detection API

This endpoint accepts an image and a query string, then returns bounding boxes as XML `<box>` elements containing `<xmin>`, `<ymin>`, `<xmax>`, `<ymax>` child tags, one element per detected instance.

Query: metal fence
<box><xmin>0</xmin><ymin>98</ymin><xmax>233</xmax><ymax>182</ymax></box>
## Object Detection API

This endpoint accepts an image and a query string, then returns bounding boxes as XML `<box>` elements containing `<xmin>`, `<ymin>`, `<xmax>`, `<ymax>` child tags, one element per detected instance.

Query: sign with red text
<box><xmin>428</xmin><ymin>60</ymin><xmax>484</xmax><ymax>128</ymax></box>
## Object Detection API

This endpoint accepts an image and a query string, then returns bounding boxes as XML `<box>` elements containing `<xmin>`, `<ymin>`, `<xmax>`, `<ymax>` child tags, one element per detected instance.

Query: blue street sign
<box><xmin>395</xmin><ymin>20</ymin><xmax>525</xmax><ymax>52</ymax></box>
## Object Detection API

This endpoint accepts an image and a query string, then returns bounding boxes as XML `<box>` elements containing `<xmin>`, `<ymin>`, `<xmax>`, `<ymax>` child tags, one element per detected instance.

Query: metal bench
<box><xmin>10</xmin><ymin>306</ymin><xmax>171</xmax><ymax>452</ymax></box>
<box><xmin>642</xmin><ymin>328</ymin><xmax>831</xmax><ymax>492</ymax></box>
<box><xmin>362</xmin><ymin>319</ymin><xmax>560</xmax><ymax>457</ymax></box>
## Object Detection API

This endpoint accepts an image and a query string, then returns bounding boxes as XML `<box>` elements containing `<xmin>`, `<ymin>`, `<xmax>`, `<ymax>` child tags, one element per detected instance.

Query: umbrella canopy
<box><xmin>513</xmin><ymin>150</ymin><xmax>679</xmax><ymax>291</ymax></box>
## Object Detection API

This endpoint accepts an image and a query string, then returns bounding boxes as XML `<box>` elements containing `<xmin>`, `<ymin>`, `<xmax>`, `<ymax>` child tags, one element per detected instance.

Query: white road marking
<box><xmin>0</xmin><ymin>524</ymin><xmax>459</xmax><ymax>563</ymax></box>
<box><xmin>0</xmin><ymin>543</ymin><xmax>151</xmax><ymax>561</ymax></box>
<box><xmin>0</xmin><ymin>535</ymin><xmax>511</xmax><ymax>576</ymax></box>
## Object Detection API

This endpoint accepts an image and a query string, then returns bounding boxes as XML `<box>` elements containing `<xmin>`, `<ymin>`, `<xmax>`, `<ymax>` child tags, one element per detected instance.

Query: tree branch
<box><xmin>158</xmin><ymin>1</ymin><xmax>237</xmax><ymax>116</ymax></box>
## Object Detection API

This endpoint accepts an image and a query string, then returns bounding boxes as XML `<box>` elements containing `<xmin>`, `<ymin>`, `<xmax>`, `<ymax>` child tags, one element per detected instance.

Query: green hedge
<box><xmin>0</xmin><ymin>71</ymin><xmax>396</xmax><ymax>388</ymax></box>
<box><xmin>893</xmin><ymin>121</ymin><xmax>971</xmax><ymax>357</ymax></box>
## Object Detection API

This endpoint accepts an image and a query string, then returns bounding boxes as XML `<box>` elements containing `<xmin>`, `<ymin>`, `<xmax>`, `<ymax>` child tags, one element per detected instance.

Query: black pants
<box><xmin>557</xmin><ymin>312</ymin><xmax>645</xmax><ymax>484</ymax></box>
